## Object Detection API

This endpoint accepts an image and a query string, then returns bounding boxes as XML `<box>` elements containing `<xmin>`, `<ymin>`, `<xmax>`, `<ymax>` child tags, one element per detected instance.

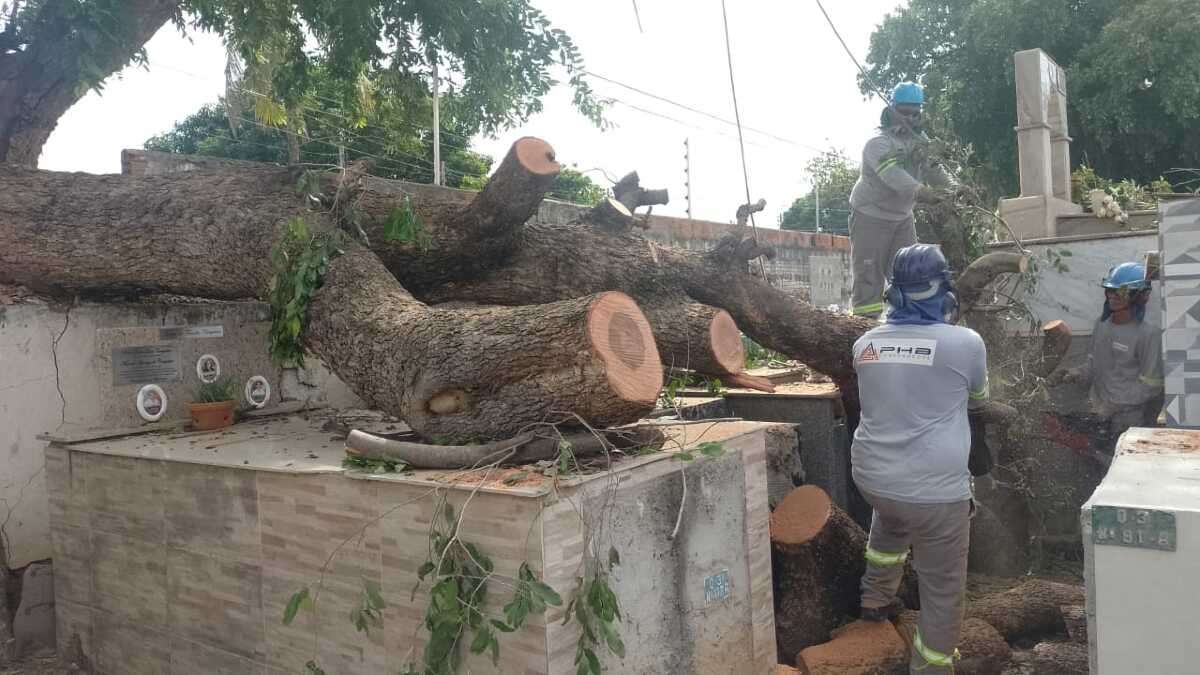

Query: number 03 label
<box><xmin>1092</xmin><ymin>506</ymin><xmax>1176</xmax><ymax>552</ymax></box>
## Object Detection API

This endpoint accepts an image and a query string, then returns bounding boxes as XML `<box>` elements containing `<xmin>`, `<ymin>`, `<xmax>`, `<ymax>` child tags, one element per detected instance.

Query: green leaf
<box><xmin>364</xmin><ymin>579</ymin><xmax>385</xmax><ymax>609</ymax></box>
<box><xmin>677</xmin><ymin>452</ymin><xmax>695</xmax><ymax>462</ymax></box>
<box><xmin>697</xmin><ymin>441</ymin><xmax>724</xmax><ymax>458</ymax></box>
<box><xmin>282</xmin><ymin>587</ymin><xmax>309</xmax><ymax>625</ymax></box>
<box><xmin>584</xmin><ymin>647</ymin><xmax>601</xmax><ymax>674</ymax></box>
<box><xmin>600</xmin><ymin>618</ymin><xmax>625</xmax><ymax>658</ymax></box>
<box><xmin>490</xmin><ymin>618</ymin><xmax>516</xmax><ymax>633</ymax></box>
<box><xmin>469</xmin><ymin>626</ymin><xmax>492</xmax><ymax>654</ymax></box>
<box><xmin>531</xmin><ymin>580</ymin><xmax>563</xmax><ymax>607</ymax></box>
<box><xmin>502</xmin><ymin>471</ymin><xmax>530</xmax><ymax>485</ymax></box>
<box><xmin>489</xmin><ymin>633</ymin><xmax>500</xmax><ymax>664</ymax></box>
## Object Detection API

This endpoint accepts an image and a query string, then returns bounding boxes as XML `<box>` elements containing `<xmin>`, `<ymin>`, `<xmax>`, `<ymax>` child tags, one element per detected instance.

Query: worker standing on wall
<box><xmin>1048</xmin><ymin>262</ymin><xmax>1163</xmax><ymax>449</ymax></box>
<box><xmin>848</xmin><ymin>82</ymin><xmax>951</xmax><ymax>318</ymax></box>
<box><xmin>851</xmin><ymin>244</ymin><xmax>988</xmax><ymax>674</ymax></box>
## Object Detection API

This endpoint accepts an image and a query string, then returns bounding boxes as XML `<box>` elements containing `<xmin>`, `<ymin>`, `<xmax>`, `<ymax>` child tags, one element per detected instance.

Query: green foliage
<box><xmin>351</xmin><ymin>580</ymin><xmax>386</xmax><ymax>634</ymax></box>
<box><xmin>742</xmin><ymin>337</ymin><xmax>788</xmax><ymax>370</ymax></box>
<box><xmin>406</xmin><ymin>500</ymin><xmax>560</xmax><ymax>674</ymax></box>
<box><xmin>676</xmin><ymin>441</ymin><xmax>724</xmax><ymax>463</ymax></box>
<box><xmin>383</xmin><ymin>198</ymin><xmax>433</xmax><ymax>251</ymax></box>
<box><xmin>779</xmin><ymin>149</ymin><xmax>858</xmax><ymax>235</ymax></box>
<box><xmin>267</xmin><ymin>218</ymin><xmax>344</xmax><ymax>366</ymax></box>
<box><xmin>549</xmin><ymin>167</ymin><xmax>607</xmax><ymax>206</ymax></box>
<box><xmin>861</xmin><ymin>0</ymin><xmax>1200</xmax><ymax>194</ymax></box>
<box><xmin>342</xmin><ymin>454</ymin><xmax>408</xmax><ymax>474</ymax></box>
<box><xmin>564</xmin><ymin>552</ymin><xmax>624</xmax><ymax>675</ymax></box>
<box><xmin>658</xmin><ymin>371</ymin><xmax>726</xmax><ymax>409</ymax></box>
<box><xmin>193</xmin><ymin>377</ymin><xmax>237</xmax><ymax>403</ymax></box>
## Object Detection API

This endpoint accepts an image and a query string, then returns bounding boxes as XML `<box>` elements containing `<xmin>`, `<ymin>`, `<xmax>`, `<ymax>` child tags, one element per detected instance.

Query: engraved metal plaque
<box><xmin>113</xmin><ymin>345</ymin><xmax>181</xmax><ymax>385</ymax></box>
<box><xmin>704</xmin><ymin>569</ymin><xmax>731</xmax><ymax>605</ymax></box>
<box><xmin>1092</xmin><ymin>506</ymin><xmax>1176</xmax><ymax>552</ymax></box>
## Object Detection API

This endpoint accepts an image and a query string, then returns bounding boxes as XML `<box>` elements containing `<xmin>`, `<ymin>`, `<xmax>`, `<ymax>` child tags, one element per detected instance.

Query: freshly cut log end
<box><xmin>513</xmin><ymin>136</ymin><xmax>560</xmax><ymax>176</ymax></box>
<box><xmin>708</xmin><ymin>309</ymin><xmax>744</xmax><ymax>374</ymax></box>
<box><xmin>587</xmin><ymin>291</ymin><xmax>664</xmax><ymax>406</ymax></box>
<box><xmin>956</xmin><ymin>251</ymin><xmax>1030</xmax><ymax>309</ymax></box>
<box><xmin>771</xmin><ymin>485</ymin><xmax>834</xmax><ymax>547</ymax></box>
<box><xmin>772</xmin><ymin>486</ymin><xmax>868</xmax><ymax>659</ymax></box>
<box><xmin>644</xmin><ymin>302</ymin><xmax>746</xmax><ymax>378</ymax></box>
<box><xmin>1038</xmin><ymin>319</ymin><xmax>1073</xmax><ymax>377</ymax></box>
<box><xmin>722</xmin><ymin>372</ymin><xmax>776</xmax><ymax>393</ymax></box>
<box><xmin>589</xmin><ymin>197</ymin><xmax>635</xmax><ymax>230</ymax></box>
<box><xmin>796</xmin><ymin>620</ymin><xmax>907</xmax><ymax>675</ymax></box>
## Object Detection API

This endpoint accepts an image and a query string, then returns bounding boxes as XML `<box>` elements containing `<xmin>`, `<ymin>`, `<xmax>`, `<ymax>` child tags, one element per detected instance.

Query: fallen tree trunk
<box><xmin>771</xmin><ymin>486</ymin><xmax>867</xmax><ymax>660</ymax></box>
<box><xmin>964</xmin><ymin>579</ymin><xmax>1085</xmax><ymax>642</ymax></box>
<box><xmin>647</xmin><ymin>302</ymin><xmax>745</xmax><ymax>375</ymax></box>
<box><xmin>306</xmin><ymin>247</ymin><xmax>662</xmax><ymax>441</ymax></box>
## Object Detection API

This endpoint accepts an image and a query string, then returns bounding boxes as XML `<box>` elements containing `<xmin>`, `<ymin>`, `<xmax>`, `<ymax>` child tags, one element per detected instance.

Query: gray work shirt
<box><xmin>851</xmin><ymin>322</ymin><xmax>989</xmax><ymax>504</ymax></box>
<box><xmin>849</xmin><ymin>130</ymin><xmax>949</xmax><ymax>221</ymax></box>
<box><xmin>1085</xmin><ymin>318</ymin><xmax>1163</xmax><ymax>412</ymax></box>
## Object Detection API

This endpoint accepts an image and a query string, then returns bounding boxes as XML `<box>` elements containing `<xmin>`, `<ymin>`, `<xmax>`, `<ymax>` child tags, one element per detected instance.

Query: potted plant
<box><xmin>190</xmin><ymin>377</ymin><xmax>238</xmax><ymax>431</ymax></box>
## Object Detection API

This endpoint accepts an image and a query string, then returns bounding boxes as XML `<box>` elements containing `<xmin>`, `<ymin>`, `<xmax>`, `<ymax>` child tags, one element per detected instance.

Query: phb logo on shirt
<box><xmin>858</xmin><ymin>339</ymin><xmax>937</xmax><ymax>366</ymax></box>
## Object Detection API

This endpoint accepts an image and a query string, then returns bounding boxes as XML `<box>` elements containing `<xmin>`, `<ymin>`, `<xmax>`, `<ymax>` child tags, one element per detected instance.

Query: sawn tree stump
<box><xmin>771</xmin><ymin>485</ymin><xmax>867</xmax><ymax>662</ymax></box>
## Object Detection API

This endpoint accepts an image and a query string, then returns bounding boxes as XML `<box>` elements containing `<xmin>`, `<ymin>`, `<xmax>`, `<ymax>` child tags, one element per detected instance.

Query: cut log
<box><xmin>457</xmin><ymin>136</ymin><xmax>561</xmax><ymax>236</ymax></box>
<box><xmin>305</xmin><ymin>246</ymin><xmax>663</xmax><ymax>441</ymax></box>
<box><xmin>611</xmin><ymin>171</ymin><xmax>669</xmax><ymax>212</ymax></box>
<box><xmin>795</xmin><ymin>620</ymin><xmax>907</xmax><ymax>675</ymax></box>
<box><xmin>771</xmin><ymin>486</ymin><xmax>868</xmax><ymax>659</ymax></box>
<box><xmin>964</xmin><ymin>579</ymin><xmax>1084</xmax><ymax>643</ymax></box>
<box><xmin>957</xmin><ymin>252</ymin><xmax>1029</xmax><ymax>311</ymax></box>
<box><xmin>1060</xmin><ymin>605</ymin><xmax>1087</xmax><ymax>644</ymax></box>
<box><xmin>895</xmin><ymin>612</ymin><xmax>1011</xmax><ymax>675</ymax></box>
<box><xmin>644</xmin><ymin>302</ymin><xmax>745</xmax><ymax>376</ymax></box>
<box><xmin>589</xmin><ymin>197</ymin><xmax>636</xmax><ymax>232</ymax></box>
<box><xmin>1027</xmin><ymin>641</ymin><xmax>1088</xmax><ymax>675</ymax></box>
<box><xmin>1038</xmin><ymin>320</ymin><xmax>1073</xmax><ymax>378</ymax></box>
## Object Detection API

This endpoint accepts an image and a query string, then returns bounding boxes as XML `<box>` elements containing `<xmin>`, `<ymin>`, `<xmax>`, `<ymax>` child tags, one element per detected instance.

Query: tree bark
<box><xmin>645</xmin><ymin>301</ymin><xmax>745</xmax><ymax>376</ymax></box>
<box><xmin>1027</xmin><ymin>641</ymin><xmax>1089</xmax><ymax>675</ymax></box>
<box><xmin>957</xmin><ymin>252</ymin><xmax>1029</xmax><ymax>311</ymax></box>
<box><xmin>0</xmin><ymin>0</ymin><xmax>177</xmax><ymax>165</ymax></box>
<box><xmin>1038</xmin><ymin>320</ymin><xmax>1073</xmax><ymax>378</ymax></box>
<box><xmin>771</xmin><ymin>486</ymin><xmax>868</xmax><ymax>660</ymax></box>
<box><xmin>895</xmin><ymin>612</ymin><xmax>1011</xmax><ymax>675</ymax></box>
<box><xmin>306</xmin><ymin>247</ymin><xmax>662</xmax><ymax>441</ymax></box>
<box><xmin>964</xmin><ymin>579</ymin><xmax>1085</xmax><ymax>643</ymax></box>
<box><xmin>795</xmin><ymin>620</ymin><xmax>908</xmax><ymax>675</ymax></box>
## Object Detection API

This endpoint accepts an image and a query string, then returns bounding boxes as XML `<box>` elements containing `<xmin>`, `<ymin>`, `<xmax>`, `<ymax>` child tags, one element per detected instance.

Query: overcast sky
<box><xmin>39</xmin><ymin>0</ymin><xmax>908</xmax><ymax>226</ymax></box>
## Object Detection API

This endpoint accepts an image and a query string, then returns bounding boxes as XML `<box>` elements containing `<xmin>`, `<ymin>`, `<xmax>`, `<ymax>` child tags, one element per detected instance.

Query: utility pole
<box><xmin>815</xmin><ymin>181</ymin><xmax>821</xmax><ymax>232</ymax></box>
<box><xmin>683</xmin><ymin>138</ymin><xmax>693</xmax><ymax>219</ymax></box>
<box><xmin>432</xmin><ymin>60</ymin><xmax>441</xmax><ymax>186</ymax></box>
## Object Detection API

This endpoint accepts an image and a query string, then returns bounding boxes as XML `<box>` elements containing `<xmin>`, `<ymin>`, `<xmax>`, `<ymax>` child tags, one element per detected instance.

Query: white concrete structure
<box><xmin>1082</xmin><ymin>427</ymin><xmax>1200</xmax><ymax>674</ymax></box>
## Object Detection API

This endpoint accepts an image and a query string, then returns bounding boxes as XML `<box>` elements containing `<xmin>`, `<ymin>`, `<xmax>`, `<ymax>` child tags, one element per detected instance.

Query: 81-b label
<box><xmin>1092</xmin><ymin>506</ymin><xmax>1176</xmax><ymax>552</ymax></box>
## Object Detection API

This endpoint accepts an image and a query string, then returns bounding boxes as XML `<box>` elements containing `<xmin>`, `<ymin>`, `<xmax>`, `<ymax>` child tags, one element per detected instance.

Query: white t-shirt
<box><xmin>851</xmin><ymin>322</ymin><xmax>989</xmax><ymax>503</ymax></box>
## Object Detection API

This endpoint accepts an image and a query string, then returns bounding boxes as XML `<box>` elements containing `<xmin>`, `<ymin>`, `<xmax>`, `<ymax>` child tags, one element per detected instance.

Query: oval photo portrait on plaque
<box><xmin>196</xmin><ymin>354</ymin><xmax>221</xmax><ymax>383</ymax></box>
<box><xmin>245</xmin><ymin>375</ymin><xmax>271</xmax><ymax>409</ymax></box>
<box><xmin>136</xmin><ymin>384</ymin><xmax>168</xmax><ymax>422</ymax></box>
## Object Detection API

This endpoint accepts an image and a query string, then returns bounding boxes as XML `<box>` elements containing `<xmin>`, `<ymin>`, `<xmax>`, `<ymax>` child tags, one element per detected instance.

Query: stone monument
<box><xmin>998</xmin><ymin>49</ymin><xmax>1083</xmax><ymax>239</ymax></box>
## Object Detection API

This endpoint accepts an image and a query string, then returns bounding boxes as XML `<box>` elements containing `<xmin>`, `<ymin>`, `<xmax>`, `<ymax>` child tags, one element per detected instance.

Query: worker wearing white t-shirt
<box><xmin>851</xmin><ymin>244</ymin><xmax>988</xmax><ymax>674</ymax></box>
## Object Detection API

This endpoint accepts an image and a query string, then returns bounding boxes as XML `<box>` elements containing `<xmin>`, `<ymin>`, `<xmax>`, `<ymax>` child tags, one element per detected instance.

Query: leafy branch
<box><xmin>267</xmin><ymin>217</ymin><xmax>345</xmax><ymax>366</ymax></box>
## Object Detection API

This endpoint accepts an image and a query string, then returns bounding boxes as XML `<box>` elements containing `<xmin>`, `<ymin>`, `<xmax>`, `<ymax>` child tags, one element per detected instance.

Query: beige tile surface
<box><xmin>91</xmin><ymin>531</ymin><xmax>167</xmax><ymax>626</ymax></box>
<box><xmin>166</xmin><ymin>548</ymin><xmax>265</xmax><ymax>661</ymax></box>
<box><xmin>164</xmin><ymin>462</ymin><xmax>260</xmax><ymax>563</ymax></box>
<box><xmin>170</xmin><ymin>636</ymin><xmax>268</xmax><ymax>675</ymax></box>
<box><xmin>83</xmin><ymin>453</ymin><xmax>165</xmax><ymax>542</ymax></box>
<box><xmin>92</xmin><ymin>611</ymin><xmax>171</xmax><ymax>675</ymax></box>
<box><xmin>49</xmin><ymin>525</ymin><xmax>92</xmax><ymax>606</ymax></box>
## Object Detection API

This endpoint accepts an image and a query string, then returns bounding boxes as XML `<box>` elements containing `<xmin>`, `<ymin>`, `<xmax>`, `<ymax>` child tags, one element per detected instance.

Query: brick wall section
<box><xmin>122</xmin><ymin>149</ymin><xmax>852</xmax><ymax>304</ymax></box>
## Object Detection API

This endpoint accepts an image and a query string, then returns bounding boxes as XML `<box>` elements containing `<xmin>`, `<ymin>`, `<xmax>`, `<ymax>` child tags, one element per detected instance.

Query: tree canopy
<box><xmin>779</xmin><ymin>149</ymin><xmax>858</xmax><ymax>235</ymax></box>
<box><xmin>0</xmin><ymin>0</ymin><xmax>600</xmax><ymax>165</ymax></box>
<box><xmin>861</xmin><ymin>0</ymin><xmax>1199</xmax><ymax>195</ymax></box>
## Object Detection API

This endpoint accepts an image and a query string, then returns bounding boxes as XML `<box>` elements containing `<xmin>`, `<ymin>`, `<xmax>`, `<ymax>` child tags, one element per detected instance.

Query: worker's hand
<box><xmin>915</xmin><ymin>185</ymin><xmax>944</xmax><ymax>205</ymax></box>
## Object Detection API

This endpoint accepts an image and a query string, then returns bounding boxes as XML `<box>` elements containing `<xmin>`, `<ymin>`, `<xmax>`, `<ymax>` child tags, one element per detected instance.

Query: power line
<box><xmin>584</xmin><ymin>69</ymin><xmax>825</xmax><ymax>152</ymax></box>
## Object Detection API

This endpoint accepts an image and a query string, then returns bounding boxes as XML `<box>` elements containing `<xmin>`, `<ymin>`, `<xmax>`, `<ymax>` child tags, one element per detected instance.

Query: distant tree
<box><xmin>860</xmin><ymin>0</ymin><xmax>1200</xmax><ymax>195</ymax></box>
<box><xmin>144</xmin><ymin>65</ymin><xmax>492</xmax><ymax>187</ymax></box>
<box><xmin>779</xmin><ymin>150</ymin><xmax>858</xmax><ymax>235</ymax></box>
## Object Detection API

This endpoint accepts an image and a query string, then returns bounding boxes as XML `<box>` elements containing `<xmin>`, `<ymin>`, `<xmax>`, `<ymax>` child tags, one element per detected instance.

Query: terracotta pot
<box><xmin>189</xmin><ymin>400</ymin><xmax>236</xmax><ymax>431</ymax></box>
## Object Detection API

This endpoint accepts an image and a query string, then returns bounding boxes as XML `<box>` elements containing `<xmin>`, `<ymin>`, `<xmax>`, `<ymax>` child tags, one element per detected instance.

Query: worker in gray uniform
<box><xmin>848</xmin><ymin>82</ymin><xmax>951</xmax><ymax>318</ymax></box>
<box><xmin>852</xmin><ymin>244</ymin><xmax>988</xmax><ymax>674</ymax></box>
<box><xmin>1049</xmin><ymin>261</ymin><xmax>1163</xmax><ymax>450</ymax></box>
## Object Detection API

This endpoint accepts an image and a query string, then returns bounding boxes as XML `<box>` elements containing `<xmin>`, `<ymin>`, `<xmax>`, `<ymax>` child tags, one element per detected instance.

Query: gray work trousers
<box><xmin>849</xmin><ymin>210</ymin><xmax>917</xmax><ymax>317</ymax></box>
<box><xmin>858</xmin><ymin>488</ymin><xmax>971</xmax><ymax>674</ymax></box>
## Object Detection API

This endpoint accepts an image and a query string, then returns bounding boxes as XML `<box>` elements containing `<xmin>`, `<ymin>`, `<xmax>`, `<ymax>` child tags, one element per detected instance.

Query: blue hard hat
<box><xmin>892</xmin><ymin>82</ymin><xmax>925</xmax><ymax>106</ymax></box>
<box><xmin>891</xmin><ymin>243</ymin><xmax>948</xmax><ymax>287</ymax></box>
<box><xmin>1102</xmin><ymin>262</ymin><xmax>1149</xmax><ymax>291</ymax></box>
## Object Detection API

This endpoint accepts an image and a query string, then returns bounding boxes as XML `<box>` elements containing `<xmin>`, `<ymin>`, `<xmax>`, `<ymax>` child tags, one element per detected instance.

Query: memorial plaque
<box><xmin>1093</xmin><ymin>506</ymin><xmax>1176</xmax><ymax>552</ymax></box>
<box><xmin>112</xmin><ymin>345</ymin><xmax>181</xmax><ymax>385</ymax></box>
<box><xmin>159</xmin><ymin>324</ymin><xmax>224</xmax><ymax>340</ymax></box>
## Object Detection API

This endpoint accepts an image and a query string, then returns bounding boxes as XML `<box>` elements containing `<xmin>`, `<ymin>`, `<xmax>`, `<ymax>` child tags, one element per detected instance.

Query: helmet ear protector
<box><xmin>883</xmin><ymin>270</ymin><xmax>959</xmax><ymax>322</ymax></box>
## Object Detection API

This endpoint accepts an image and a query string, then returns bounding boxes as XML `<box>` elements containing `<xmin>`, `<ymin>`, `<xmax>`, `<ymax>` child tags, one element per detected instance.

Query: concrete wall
<box><xmin>0</xmin><ymin>300</ymin><xmax>360</xmax><ymax>568</ymax></box>
<box><xmin>122</xmin><ymin>149</ymin><xmax>853</xmax><ymax>305</ymax></box>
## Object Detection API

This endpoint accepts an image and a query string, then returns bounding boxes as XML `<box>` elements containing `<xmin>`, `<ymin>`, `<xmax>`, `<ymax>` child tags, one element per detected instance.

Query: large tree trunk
<box><xmin>0</xmin><ymin>136</ymin><xmax>1030</xmax><ymax>444</ymax></box>
<box><xmin>770</xmin><ymin>486</ymin><xmax>867</xmax><ymax>661</ymax></box>
<box><xmin>0</xmin><ymin>0</ymin><xmax>177</xmax><ymax>165</ymax></box>
<box><xmin>306</xmin><ymin>247</ymin><xmax>662</xmax><ymax>441</ymax></box>
<box><xmin>965</xmin><ymin>579</ymin><xmax>1085</xmax><ymax>643</ymax></box>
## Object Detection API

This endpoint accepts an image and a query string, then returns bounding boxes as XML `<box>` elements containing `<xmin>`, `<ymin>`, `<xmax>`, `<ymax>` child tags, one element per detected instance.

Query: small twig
<box><xmin>669</xmin><ymin>460</ymin><xmax>687</xmax><ymax>540</ymax></box>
